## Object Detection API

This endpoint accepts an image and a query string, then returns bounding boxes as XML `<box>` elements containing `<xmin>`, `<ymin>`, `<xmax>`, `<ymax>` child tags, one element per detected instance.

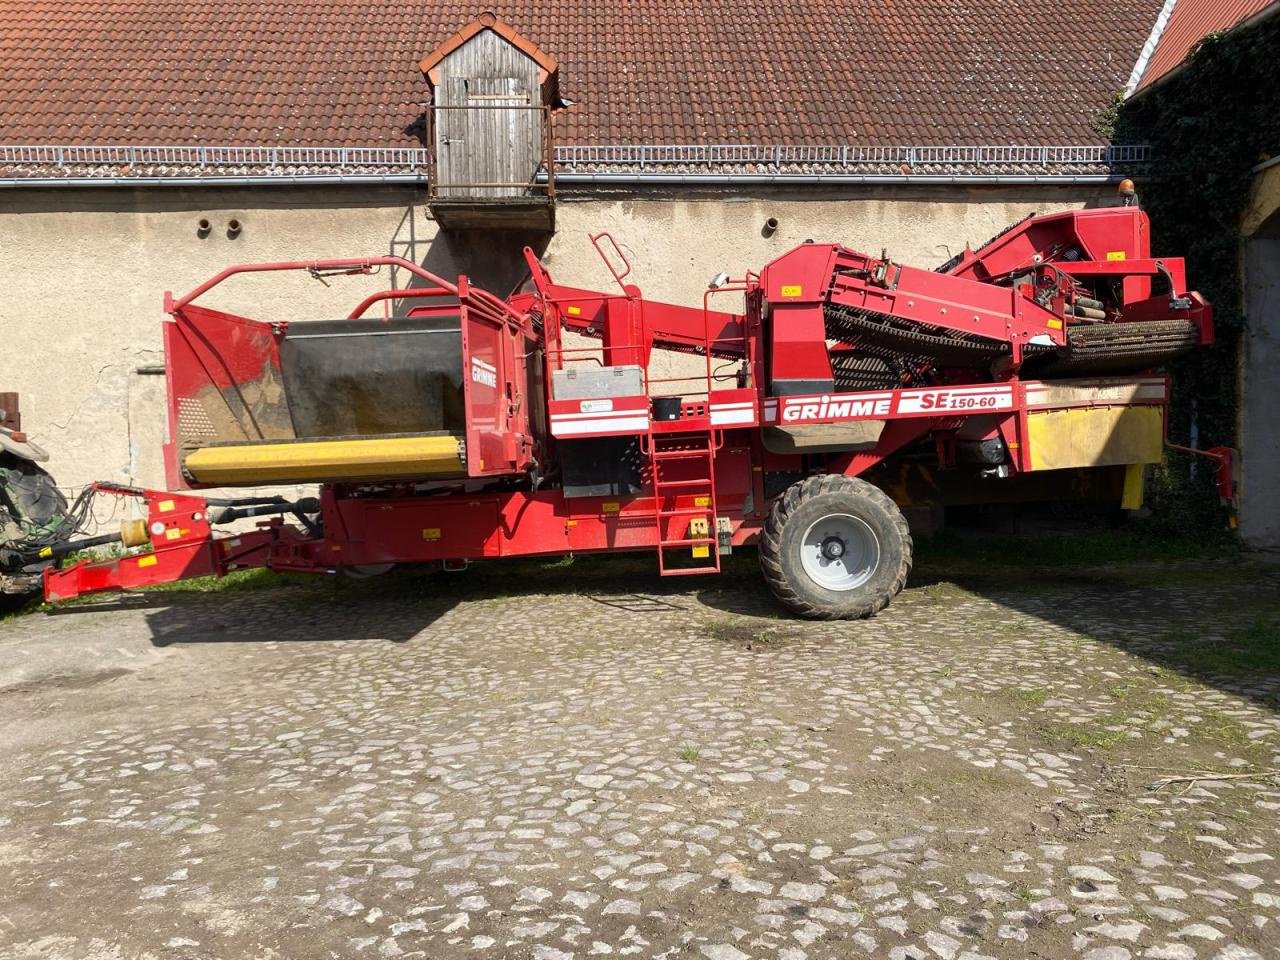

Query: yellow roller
<box><xmin>184</xmin><ymin>434</ymin><xmax>466</xmax><ymax>485</ymax></box>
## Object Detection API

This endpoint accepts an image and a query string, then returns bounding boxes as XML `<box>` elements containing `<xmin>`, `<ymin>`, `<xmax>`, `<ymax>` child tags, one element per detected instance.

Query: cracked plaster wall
<box><xmin>0</xmin><ymin>184</ymin><xmax>1107</xmax><ymax>498</ymax></box>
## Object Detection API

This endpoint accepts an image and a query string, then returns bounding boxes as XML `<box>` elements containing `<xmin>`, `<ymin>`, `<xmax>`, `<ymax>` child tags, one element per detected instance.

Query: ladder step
<box><xmin>652</xmin><ymin>451</ymin><xmax>711</xmax><ymax>461</ymax></box>
<box><xmin>653</xmin><ymin>478</ymin><xmax>712</xmax><ymax>489</ymax></box>
<box><xmin>658</xmin><ymin>565</ymin><xmax>721</xmax><ymax>577</ymax></box>
<box><xmin>648</xmin><ymin>426</ymin><xmax>720</xmax><ymax>575</ymax></box>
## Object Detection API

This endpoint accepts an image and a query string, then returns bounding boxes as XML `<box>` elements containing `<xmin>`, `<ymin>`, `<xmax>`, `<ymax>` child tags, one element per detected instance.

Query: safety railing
<box><xmin>553</xmin><ymin>143</ymin><xmax>1151</xmax><ymax>169</ymax></box>
<box><xmin>166</xmin><ymin>256</ymin><xmax>523</xmax><ymax>328</ymax></box>
<box><xmin>0</xmin><ymin>144</ymin><xmax>431</xmax><ymax>170</ymax></box>
<box><xmin>0</xmin><ymin>142</ymin><xmax>1150</xmax><ymax>178</ymax></box>
<box><xmin>636</xmin><ymin>337</ymin><xmax>752</xmax><ymax>405</ymax></box>
<box><xmin>639</xmin><ymin>283</ymin><xmax>753</xmax><ymax>405</ymax></box>
<box><xmin>543</xmin><ymin>304</ymin><xmax>749</xmax><ymax>402</ymax></box>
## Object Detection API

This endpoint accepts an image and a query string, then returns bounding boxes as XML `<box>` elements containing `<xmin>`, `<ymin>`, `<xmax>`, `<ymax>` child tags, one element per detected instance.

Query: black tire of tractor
<box><xmin>758</xmin><ymin>474</ymin><xmax>912</xmax><ymax>620</ymax></box>
<box><xmin>0</xmin><ymin>590</ymin><xmax>37</xmax><ymax>617</ymax></box>
<box><xmin>0</xmin><ymin>453</ymin><xmax>68</xmax><ymax>527</ymax></box>
<box><xmin>1</xmin><ymin>454</ymin><xmax>69</xmax><ymax>608</ymax></box>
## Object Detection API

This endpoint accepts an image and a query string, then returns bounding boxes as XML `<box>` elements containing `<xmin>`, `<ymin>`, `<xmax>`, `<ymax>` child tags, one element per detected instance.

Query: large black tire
<box><xmin>0</xmin><ymin>454</ymin><xmax>68</xmax><ymax>528</ymax></box>
<box><xmin>759</xmin><ymin>474</ymin><xmax>912</xmax><ymax>620</ymax></box>
<box><xmin>0</xmin><ymin>589</ymin><xmax>37</xmax><ymax>616</ymax></box>
<box><xmin>1</xmin><ymin>453</ymin><xmax>69</xmax><ymax>603</ymax></box>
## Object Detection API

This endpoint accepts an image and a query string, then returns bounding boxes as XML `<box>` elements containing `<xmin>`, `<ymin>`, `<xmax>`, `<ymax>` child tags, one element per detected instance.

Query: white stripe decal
<box><xmin>551</xmin><ymin>417</ymin><xmax>651</xmax><ymax>436</ymax></box>
<box><xmin>710</xmin><ymin>409</ymin><xmax>756</xmax><ymax>426</ymax></box>
<box><xmin>551</xmin><ymin>409</ymin><xmax>647</xmax><ymax>421</ymax></box>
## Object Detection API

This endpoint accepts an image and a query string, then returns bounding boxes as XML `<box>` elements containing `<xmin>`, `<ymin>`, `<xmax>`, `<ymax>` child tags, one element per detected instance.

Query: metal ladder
<box><xmin>640</xmin><ymin>262</ymin><xmax>745</xmax><ymax>577</ymax></box>
<box><xmin>648</xmin><ymin>428</ymin><xmax>721</xmax><ymax>576</ymax></box>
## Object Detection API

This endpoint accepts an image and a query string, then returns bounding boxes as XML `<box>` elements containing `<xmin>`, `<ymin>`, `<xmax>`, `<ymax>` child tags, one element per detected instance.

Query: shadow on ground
<box><xmin>930</xmin><ymin>560</ymin><xmax>1280</xmax><ymax>711</ymax></box>
<box><xmin>37</xmin><ymin>528</ymin><xmax>1280</xmax><ymax>708</ymax></box>
<box><xmin>48</xmin><ymin>581</ymin><xmax>449</xmax><ymax>645</ymax></box>
<box><xmin>44</xmin><ymin>553</ymin><xmax>699</xmax><ymax>647</ymax></box>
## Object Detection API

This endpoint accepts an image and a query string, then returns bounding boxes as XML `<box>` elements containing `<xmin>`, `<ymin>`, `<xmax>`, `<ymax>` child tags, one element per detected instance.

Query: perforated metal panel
<box><xmin>178</xmin><ymin>396</ymin><xmax>217</xmax><ymax>445</ymax></box>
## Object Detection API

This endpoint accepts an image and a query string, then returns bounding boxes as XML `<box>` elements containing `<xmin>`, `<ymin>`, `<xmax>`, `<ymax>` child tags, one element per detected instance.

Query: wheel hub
<box><xmin>800</xmin><ymin>514</ymin><xmax>880</xmax><ymax>592</ymax></box>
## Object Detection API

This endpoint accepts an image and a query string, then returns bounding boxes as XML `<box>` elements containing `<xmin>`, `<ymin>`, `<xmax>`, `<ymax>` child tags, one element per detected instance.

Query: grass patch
<box><xmin>983</xmin><ymin>686</ymin><xmax>1049</xmax><ymax>708</ymax></box>
<box><xmin>919</xmin><ymin>581</ymin><xmax>970</xmax><ymax>599</ymax></box>
<box><xmin>1105</xmin><ymin>683</ymin><xmax>1170</xmax><ymax>710</ymax></box>
<box><xmin>1161</xmin><ymin>616</ymin><xmax>1280</xmax><ymax>676</ymax></box>
<box><xmin>1109</xmin><ymin>565</ymin><xmax>1262</xmax><ymax>588</ymax></box>
<box><xmin>916</xmin><ymin>522</ymin><xmax>1233</xmax><ymax>576</ymax></box>
<box><xmin>1143</xmin><ymin>692</ymin><xmax>1172</xmax><ymax>713</ymax></box>
<box><xmin>141</xmin><ymin>567</ymin><xmax>297</xmax><ymax>594</ymax></box>
<box><xmin>1109</xmin><ymin>802</ymin><xmax>1161</xmax><ymax>826</ymax></box>
<box><xmin>1040</xmin><ymin>721</ymin><xmax>1131</xmax><ymax>751</ymax></box>
<box><xmin>1191</xmin><ymin>710</ymin><xmax>1252</xmax><ymax>748</ymax></box>
<box><xmin>677</xmin><ymin>745</ymin><xmax>701</xmax><ymax>763</ymax></box>
<box><xmin>1013</xmin><ymin>687</ymin><xmax>1049</xmax><ymax>706</ymax></box>
<box><xmin>972</xmin><ymin>770</ymin><xmax>1017</xmax><ymax>791</ymax></box>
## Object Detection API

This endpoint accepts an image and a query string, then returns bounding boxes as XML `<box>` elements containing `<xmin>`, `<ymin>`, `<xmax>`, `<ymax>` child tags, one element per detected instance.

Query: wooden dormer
<box><xmin>420</xmin><ymin>13</ymin><xmax>558</xmax><ymax>231</ymax></box>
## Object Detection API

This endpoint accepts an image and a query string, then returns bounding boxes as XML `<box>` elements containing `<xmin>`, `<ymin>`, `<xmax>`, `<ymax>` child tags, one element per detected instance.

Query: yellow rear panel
<box><xmin>1027</xmin><ymin>406</ymin><xmax>1163</xmax><ymax>471</ymax></box>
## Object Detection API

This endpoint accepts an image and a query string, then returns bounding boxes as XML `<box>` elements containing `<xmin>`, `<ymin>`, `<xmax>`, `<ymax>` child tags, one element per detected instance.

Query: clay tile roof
<box><xmin>0</xmin><ymin>0</ymin><xmax>1165</xmax><ymax>168</ymax></box>
<box><xmin>1133</xmin><ymin>0</ymin><xmax>1277</xmax><ymax>92</ymax></box>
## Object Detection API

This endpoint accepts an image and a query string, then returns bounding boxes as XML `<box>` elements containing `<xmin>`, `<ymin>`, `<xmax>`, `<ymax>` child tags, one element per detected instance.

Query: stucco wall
<box><xmin>0</xmin><ymin>183</ymin><xmax>1109</xmax><ymax>493</ymax></box>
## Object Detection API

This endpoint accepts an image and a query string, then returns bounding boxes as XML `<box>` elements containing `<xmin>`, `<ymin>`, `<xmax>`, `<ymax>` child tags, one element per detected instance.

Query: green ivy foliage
<box><xmin>1116</xmin><ymin>16</ymin><xmax>1280</xmax><ymax>450</ymax></box>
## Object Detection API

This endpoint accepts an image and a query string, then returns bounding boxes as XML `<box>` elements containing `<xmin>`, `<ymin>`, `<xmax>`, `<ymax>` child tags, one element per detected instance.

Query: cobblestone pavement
<box><xmin>1</xmin><ymin>555</ymin><xmax>1278</xmax><ymax>960</ymax></box>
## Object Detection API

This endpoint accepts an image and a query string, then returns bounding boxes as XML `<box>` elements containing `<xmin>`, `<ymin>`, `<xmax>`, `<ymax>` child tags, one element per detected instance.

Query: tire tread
<box><xmin>758</xmin><ymin>474</ymin><xmax>912</xmax><ymax>620</ymax></box>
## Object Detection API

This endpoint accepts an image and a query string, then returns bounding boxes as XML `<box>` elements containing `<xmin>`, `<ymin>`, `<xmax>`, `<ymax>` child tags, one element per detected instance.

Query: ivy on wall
<box><xmin>1115</xmin><ymin>14</ymin><xmax>1280</xmax><ymax>522</ymax></box>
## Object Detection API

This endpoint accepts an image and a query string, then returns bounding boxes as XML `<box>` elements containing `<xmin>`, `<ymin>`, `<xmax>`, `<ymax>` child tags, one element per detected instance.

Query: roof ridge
<box><xmin>1124</xmin><ymin>0</ymin><xmax>1180</xmax><ymax>96</ymax></box>
<box><xmin>418</xmin><ymin>12</ymin><xmax>558</xmax><ymax>87</ymax></box>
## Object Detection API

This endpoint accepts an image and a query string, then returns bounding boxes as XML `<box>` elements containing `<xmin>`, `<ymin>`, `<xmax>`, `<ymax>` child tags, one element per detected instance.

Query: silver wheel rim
<box><xmin>800</xmin><ymin>514</ymin><xmax>880</xmax><ymax>591</ymax></box>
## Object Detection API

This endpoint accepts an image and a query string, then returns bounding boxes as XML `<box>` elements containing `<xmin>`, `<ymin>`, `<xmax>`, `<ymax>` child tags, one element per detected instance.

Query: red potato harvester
<box><xmin>32</xmin><ymin>204</ymin><xmax>1232</xmax><ymax>619</ymax></box>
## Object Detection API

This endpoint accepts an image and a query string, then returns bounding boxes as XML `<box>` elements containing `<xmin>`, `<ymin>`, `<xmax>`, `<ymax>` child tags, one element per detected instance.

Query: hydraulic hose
<box><xmin>22</xmin><ymin>531</ymin><xmax>122</xmax><ymax>564</ymax></box>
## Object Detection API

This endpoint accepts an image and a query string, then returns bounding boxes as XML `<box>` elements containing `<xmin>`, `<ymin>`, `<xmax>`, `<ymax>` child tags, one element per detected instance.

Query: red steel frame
<box><xmin>46</xmin><ymin>208</ymin><xmax>1216</xmax><ymax>602</ymax></box>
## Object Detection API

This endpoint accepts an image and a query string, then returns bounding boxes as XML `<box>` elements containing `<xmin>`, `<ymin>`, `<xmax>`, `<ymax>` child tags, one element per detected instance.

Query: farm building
<box><xmin>0</xmin><ymin>0</ymin><xmax>1272</xmax><ymax>540</ymax></box>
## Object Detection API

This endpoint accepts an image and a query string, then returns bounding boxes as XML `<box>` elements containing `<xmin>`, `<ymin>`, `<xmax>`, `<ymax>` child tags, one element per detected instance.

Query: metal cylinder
<box><xmin>1068</xmin><ymin>305</ymin><xmax>1107</xmax><ymax>321</ymax></box>
<box><xmin>119</xmin><ymin>519</ymin><xmax>149</xmax><ymax>548</ymax></box>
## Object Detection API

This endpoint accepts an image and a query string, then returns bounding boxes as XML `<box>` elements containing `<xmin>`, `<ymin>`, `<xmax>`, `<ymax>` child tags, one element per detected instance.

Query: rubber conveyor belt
<box><xmin>824</xmin><ymin>303</ymin><xmax>1200</xmax><ymax>381</ymax></box>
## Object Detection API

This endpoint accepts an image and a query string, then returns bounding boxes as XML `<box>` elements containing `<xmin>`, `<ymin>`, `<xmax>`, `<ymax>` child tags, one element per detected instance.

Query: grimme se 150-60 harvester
<box><xmin>13</xmin><ymin>205</ymin><xmax>1228</xmax><ymax>618</ymax></box>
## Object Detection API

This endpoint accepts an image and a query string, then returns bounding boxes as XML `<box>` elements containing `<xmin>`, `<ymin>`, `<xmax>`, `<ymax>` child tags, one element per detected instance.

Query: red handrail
<box><xmin>589</xmin><ymin>232</ymin><xmax>633</xmax><ymax>292</ymax></box>
<box><xmin>166</xmin><ymin>256</ymin><xmax>527</xmax><ymax>326</ymax></box>
<box><xmin>346</xmin><ymin>287</ymin><xmax>454</xmax><ymax>320</ymax></box>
